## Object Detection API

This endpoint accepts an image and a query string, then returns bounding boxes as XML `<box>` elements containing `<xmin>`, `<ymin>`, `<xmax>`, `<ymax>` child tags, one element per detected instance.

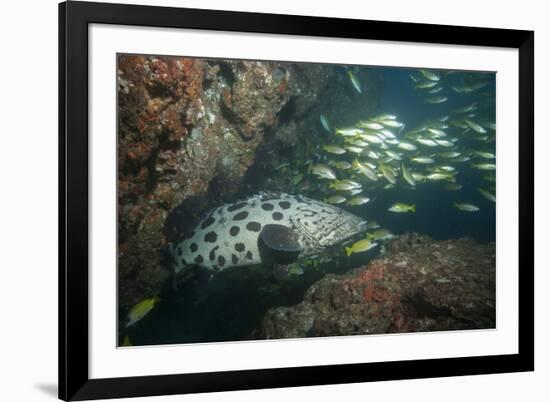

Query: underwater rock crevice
<box><xmin>117</xmin><ymin>55</ymin><xmax>341</xmax><ymax>309</ymax></box>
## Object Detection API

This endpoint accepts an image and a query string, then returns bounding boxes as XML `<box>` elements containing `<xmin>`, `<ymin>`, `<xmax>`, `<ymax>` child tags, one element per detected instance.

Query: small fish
<box><xmin>329</xmin><ymin>179</ymin><xmax>362</xmax><ymax>191</ymax></box>
<box><xmin>472</xmin><ymin>151</ymin><xmax>496</xmax><ymax>159</ymax></box>
<box><xmin>419</xmin><ymin>69</ymin><xmax>440</xmax><ymax>81</ymax></box>
<box><xmin>379</xmin><ymin>129</ymin><xmax>396</xmax><ymax>139</ymax></box>
<box><xmin>397</xmin><ymin>141</ymin><xmax>417</xmax><ymax>151</ymax></box>
<box><xmin>325</xmin><ymin>195</ymin><xmax>347</xmax><ymax>204</ymax></box>
<box><xmin>416</xmin><ymin>138</ymin><xmax>439</xmax><ymax>147</ymax></box>
<box><xmin>360</xmin><ymin>133</ymin><xmax>384</xmax><ymax>144</ymax></box>
<box><xmin>379</xmin><ymin>164</ymin><xmax>397</xmax><ymax>184</ymax></box>
<box><xmin>478</xmin><ymin>188</ymin><xmax>496</xmax><ymax>202</ymax></box>
<box><xmin>352</xmin><ymin>159</ymin><xmax>378</xmax><ymax>181</ymax></box>
<box><xmin>440</xmin><ymin>151</ymin><xmax>461</xmax><ymax>158</ymax></box>
<box><xmin>388</xmin><ymin>203</ymin><xmax>416</xmax><ymax>213</ymax></box>
<box><xmin>380</xmin><ymin>119</ymin><xmax>404</xmax><ymax>128</ymax></box>
<box><xmin>347</xmin><ymin>195</ymin><xmax>371</xmax><ymax>206</ymax></box>
<box><xmin>345</xmin><ymin>239</ymin><xmax>378</xmax><ymax>256</ymax></box>
<box><xmin>291</xmin><ymin>173</ymin><xmax>304</xmax><ymax>186</ymax></box>
<box><xmin>335</xmin><ymin>127</ymin><xmax>363</xmax><ymax>137</ymax></box>
<box><xmin>126</xmin><ymin>296</ymin><xmax>161</xmax><ymax>328</ymax></box>
<box><xmin>425</xmin><ymin>96</ymin><xmax>448</xmax><ymax>104</ymax></box>
<box><xmin>121</xmin><ymin>335</ymin><xmax>133</xmax><ymax>346</ymax></box>
<box><xmin>453</xmin><ymin>202</ymin><xmax>480</xmax><ymax>212</ymax></box>
<box><xmin>373</xmin><ymin>113</ymin><xmax>397</xmax><ymax>121</ymax></box>
<box><xmin>323</xmin><ymin>144</ymin><xmax>346</xmax><ymax>155</ymax></box>
<box><xmin>464</xmin><ymin>119</ymin><xmax>487</xmax><ymax>133</ymax></box>
<box><xmin>401</xmin><ymin>163</ymin><xmax>416</xmax><ymax>186</ymax></box>
<box><xmin>427</xmin><ymin>172</ymin><xmax>454</xmax><ymax>181</ymax></box>
<box><xmin>367</xmin><ymin>221</ymin><xmax>381</xmax><ymax>230</ymax></box>
<box><xmin>411</xmin><ymin>172</ymin><xmax>427</xmax><ymax>182</ymax></box>
<box><xmin>367</xmin><ymin>229</ymin><xmax>395</xmax><ymax>241</ymax></box>
<box><xmin>434</xmin><ymin>139</ymin><xmax>454</xmax><ymax>147</ymax></box>
<box><xmin>436</xmin><ymin>165</ymin><xmax>456</xmax><ymax>172</ymax></box>
<box><xmin>310</xmin><ymin>164</ymin><xmax>337</xmax><ymax>180</ymax></box>
<box><xmin>320</xmin><ymin>114</ymin><xmax>331</xmax><ymax>133</ymax></box>
<box><xmin>471</xmin><ymin>163</ymin><xmax>496</xmax><ymax>171</ymax></box>
<box><xmin>366</xmin><ymin>150</ymin><xmax>380</xmax><ymax>159</ymax></box>
<box><xmin>453</xmin><ymin>103</ymin><xmax>477</xmax><ymax>114</ymax></box>
<box><xmin>329</xmin><ymin>160</ymin><xmax>352</xmax><ymax>170</ymax></box>
<box><xmin>349</xmin><ymin>139</ymin><xmax>369</xmax><ymax>147</ymax></box>
<box><xmin>484</xmin><ymin>174</ymin><xmax>496</xmax><ymax>182</ymax></box>
<box><xmin>357</xmin><ymin>120</ymin><xmax>384</xmax><ymax>130</ymax></box>
<box><xmin>428</xmin><ymin>86</ymin><xmax>443</xmax><ymax>94</ymax></box>
<box><xmin>444</xmin><ymin>183</ymin><xmax>463</xmax><ymax>191</ymax></box>
<box><xmin>288</xmin><ymin>264</ymin><xmax>304</xmax><ymax>276</ymax></box>
<box><xmin>427</xmin><ymin>128</ymin><xmax>447</xmax><ymax>137</ymax></box>
<box><xmin>348</xmin><ymin>70</ymin><xmax>362</xmax><ymax>93</ymax></box>
<box><xmin>411</xmin><ymin>156</ymin><xmax>435</xmax><ymax>164</ymax></box>
<box><xmin>385</xmin><ymin>150</ymin><xmax>402</xmax><ymax>161</ymax></box>
<box><xmin>345</xmin><ymin>145</ymin><xmax>364</xmax><ymax>154</ymax></box>
<box><xmin>416</xmin><ymin>80</ymin><xmax>439</xmax><ymax>89</ymax></box>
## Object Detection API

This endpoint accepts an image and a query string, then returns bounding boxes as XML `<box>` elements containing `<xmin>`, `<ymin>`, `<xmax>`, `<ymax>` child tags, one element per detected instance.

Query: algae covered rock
<box><xmin>255</xmin><ymin>234</ymin><xmax>496</xmax><ymax>339</ymax></box>
<box><xmin>117</xmin><ymin>55</ymin><xmax>341</xmax><ymax>309</ymax></box>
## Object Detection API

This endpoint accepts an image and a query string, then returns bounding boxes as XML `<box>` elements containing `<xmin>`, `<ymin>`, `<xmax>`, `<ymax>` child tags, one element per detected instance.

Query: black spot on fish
<box><xmin>233</xmin><ymin>211</ymin><xmax>249</xmax><ymax>221</ymax></box>
<box><xmin>246</xmin><ymin>251</ymin><xmax>253</xmax><ymax>260</ymax></box>
<box><xmin>279</xmin><ymin>201</ymin><xmax>291</xmax><ymax>209</ymax></box>
<box><xmin>227</xmin><ymin>202</ymin><xmax>247</xmax><ymax>212</ymax></box>
<box><xmin>218</xmin><ymin>255</ymin><xmax>226</xmax><ymax>267</ymax></box>
<box><xmin>261</xmin><ymin>203</ymin><xmax>274</xmax><ymax>211</ymax></box>
<box><xmin>181</xmin><ymin>258</ymin><xmax>187</xmax><ymax>265</ymax></box>
<box><xmin>194</xmin><ymin>255</ymin><xmax>203</xmax><ymax>264</ymax></box>
<box><xmin>235</xmin><ymin>243</ymin><xmax>245</xmax><ymax>252</ymax></box>
<box><xmin>213</xmin><ymin>266</ymin><xmax>221</xmax><ymax>272</ymax></box>
<box><xmin>231</xmin><ymin>254</ymin><xmax>239</xmax><ymax>264</ymax></box>
<box><xmin>246</xmin><ymin>221</ymin><xmax>262</xmax><ymax>232</ymax></box>
<box><xmin>200</xmin><ymin>215</ymin><xmax>215</xmax><ymax>229</ymax></box>
<box><xmin>209</xmin><ymin>246</ymin><xmax>219</xmax><ymax>261</ymax></box>
<box><xmin>190</xmin><ymin>243</ymin><xmax>198</xmax><ymax>252</ymax></box>
<box><xmin>177</xmin><ymin>247</ymin><xmax>182</xmax><ymax>256</ymax></box>
<box><xmin>272</xmin><ymin>212</ymin><xmax>283</xmax><ymax>221</ymax></box>
<box><xmin>229</xmin><ymin>226</ymin><xmax>240</xmax><ymax>236</ymax></box>
<box><xmin>204</xmin><ymin>231</ymin><xmax>217</xmax><ymax>243</ymax></box>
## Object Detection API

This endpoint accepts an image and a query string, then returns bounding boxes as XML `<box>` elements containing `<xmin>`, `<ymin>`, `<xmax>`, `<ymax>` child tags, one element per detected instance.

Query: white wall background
<box><xmin>0</xmin><ymin>0</ymin><xmax>545</xmax><ymax>401</ymax></box>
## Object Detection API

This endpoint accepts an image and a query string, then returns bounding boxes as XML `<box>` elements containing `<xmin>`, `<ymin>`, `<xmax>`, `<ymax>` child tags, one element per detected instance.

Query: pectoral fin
<box><xmin>258</xmin><ymin>224</ymin><xmax>303</xmax><ymax>266</ymax></box>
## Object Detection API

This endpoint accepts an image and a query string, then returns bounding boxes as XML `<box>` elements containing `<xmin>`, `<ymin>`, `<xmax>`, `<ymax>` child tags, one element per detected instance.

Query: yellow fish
<box><xmin>125</xmin><ymin>296</ymin><xmax>161</xmax><ymax>328</ymax></box>
<box><xmin>345</xmin><ymin>239</ymin><xmax>378</xmax><ymax>256</ymax></box>
<box><xmin>388</xmin><ymin>203</ymin><xmax>416</xmax><ymax>213</ymax></box>
<box><xmin>121</xmin><ymin>335</ymin><xmax>133</xmax><ymax>347</ymax></box>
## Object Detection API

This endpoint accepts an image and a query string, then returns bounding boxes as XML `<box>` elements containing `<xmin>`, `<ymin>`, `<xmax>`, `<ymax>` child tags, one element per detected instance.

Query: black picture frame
<box><xmin>59</xmin><ymin>1</ymin><xmax>534</xmax><ymax>400</ymax></box>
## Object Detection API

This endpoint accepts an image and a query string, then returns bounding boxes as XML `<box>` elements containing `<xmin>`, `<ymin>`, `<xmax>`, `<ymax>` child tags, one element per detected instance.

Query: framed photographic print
<box><xmin>59</xmin><ymin>1</ymin><xmax>534</xmax><ymax>400</ymax></box>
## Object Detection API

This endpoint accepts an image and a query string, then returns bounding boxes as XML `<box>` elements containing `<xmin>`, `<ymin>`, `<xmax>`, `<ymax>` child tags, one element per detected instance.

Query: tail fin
<box><xmin>345</xmin><ymin>247</ymin><xmax>353</xmax><ymax>257</ymax></box>
<box><xmin>411</xmin><ymin>204</ymin><xmax>416</xmax><ymax>212</ymax></box>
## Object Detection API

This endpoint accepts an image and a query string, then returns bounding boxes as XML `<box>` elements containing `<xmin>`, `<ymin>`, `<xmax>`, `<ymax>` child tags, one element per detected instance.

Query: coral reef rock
<box><xmin>117</xmin><ymin>55</ymin><xmax>335</xmax><ymax>309</ymax></box>
<box><xmin>255</xmin><ymin>233</ymin><xmax>496</xmax><ymax>339</ymax></box>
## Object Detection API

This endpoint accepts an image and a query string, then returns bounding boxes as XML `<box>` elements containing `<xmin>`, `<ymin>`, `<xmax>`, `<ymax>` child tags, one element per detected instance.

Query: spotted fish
<box><xmin>169</xmin><ymin>192</ymin><xmax>367</xmax><ymax>274</ymax></box>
